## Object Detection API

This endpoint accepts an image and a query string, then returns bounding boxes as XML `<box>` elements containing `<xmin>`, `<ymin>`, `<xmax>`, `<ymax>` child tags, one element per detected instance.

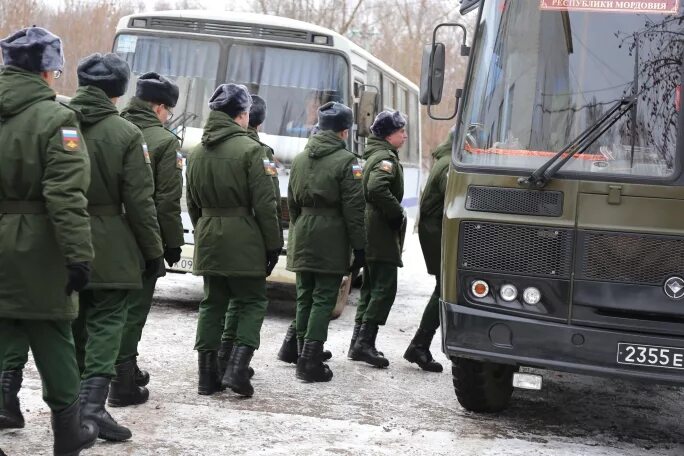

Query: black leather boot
<box><xmin>298</xmin><ymin>337</ymin><xmax>332</xmax><ymax>362</ymax></box>
<box><xmin>198</xmin><ymin>351</ymin><xmax>224</xmax><ymax>396</ymax></box>
<box><xmin>352</xmin><ymin>323</ymin><xmax>389</xmax><ymax>368</ymax></box>
<box><xmin>219</xmin><ymin>340</ymin><xmax>254</xmax><ymax>379</ymax></box>
<box><xmin>222</xmin><ymin>345</ymin><xmax>255</xmax><ymax>397</ymax></box>
<box><xmin>133</xmin><ymin>360</ymin><xmax>150</xmax><ymax>387</ymax></box>
<box><xmin>277</xmin><ymin>324</ymin><xmax>298</xmax><ymax>364</ymax></box>
<box><xmin>296</xmin><ymin>340</ymin><xmax>333</xmax><ymax>382</ymax></box>
<box><xmin>79</xmin><ymin>377</ymin><xmax>132</xmax><ymax>441</ymax></box>
<box><xmin>52</xmin><ymin>399</ymin><xmax>98</xmax><ymax>456</ymax></box>
<box><xmin>108</xmin><ymin>360</ymin><xmax>150</xmax><ymax>407</ymax></box>
<box><xmin>0</xmin><ymin>370</ymin><xmax>25</xmax><ymax>429</ymax></box>
<box><xmin>347</xmin><ymin>323</ymin><xmax>362</xmax><ymax>360</ymax></box>
<box><xmin>403</xmin><ymin>328</ymin><xmax>443</xmax><ymax>373</ymax></box>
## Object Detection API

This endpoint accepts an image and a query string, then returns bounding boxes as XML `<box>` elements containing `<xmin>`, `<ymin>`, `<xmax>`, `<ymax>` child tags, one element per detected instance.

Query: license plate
<box><xmin>171</xmin><ymin>257</ymin><xmax>193</xmax><ymax>273</ymax></box>
<box><xmin>617</xmin><ymin>343</ymin><xmax>684</xmax><ymax>370</ymax></box>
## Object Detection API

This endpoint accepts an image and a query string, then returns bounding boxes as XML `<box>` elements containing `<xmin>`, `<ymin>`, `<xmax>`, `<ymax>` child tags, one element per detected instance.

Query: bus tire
<box><xmin>452</xmin><ymin>357</ymin><xmax>517</xmax><ymax>413</ymax></box>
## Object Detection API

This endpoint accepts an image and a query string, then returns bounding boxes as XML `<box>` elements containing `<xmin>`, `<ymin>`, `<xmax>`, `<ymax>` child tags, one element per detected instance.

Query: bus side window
<box><xmin>383</xmin><ymin>76</ymin><xmax>396</xmax><ymax>110</ymax></box>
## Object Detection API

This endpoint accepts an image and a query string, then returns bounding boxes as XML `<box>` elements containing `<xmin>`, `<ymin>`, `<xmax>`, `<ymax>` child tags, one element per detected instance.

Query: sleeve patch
<box><xmin>263</xmin><ymin>159</ymin><xmax>277</xmax><ymax>176</ymax></box>
<box><xmin>142</xmin><ymin>143</ymin><xmax>151</xmax><ymax>164</ymax></box>
<box><xmin>352</xmin><ymin>164</ymin><xmax>363</xmax><ymax>179</ymax></box>
<box><xmin>176</xmin><ymin>151</ymin><xmax>184</xmax><ymax>170</ymax></box>
<box><xmin>61</xmin><ymin>128</ymin><xmax>81</xmax><ymax>152</ymax></box>
<box><xmin>379</xmin><ymin>160</ymin><xmax>394</xmax><ymax>173</ymax></box>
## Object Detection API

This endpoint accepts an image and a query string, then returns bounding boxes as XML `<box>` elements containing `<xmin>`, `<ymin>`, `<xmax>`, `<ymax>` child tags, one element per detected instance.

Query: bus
<box><xmin>112</xmin><ymin>10</ymin><xmax>422</xmax><ymax>280</ymax></box>
<box><xmin>422</xmin><ymin>0</ymin><xmax>684</xmax><ymax>412</ymax></box>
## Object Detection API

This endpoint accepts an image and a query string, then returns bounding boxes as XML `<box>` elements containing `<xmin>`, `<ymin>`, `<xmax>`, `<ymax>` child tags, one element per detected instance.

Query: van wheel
<box><xmin>452</xmin><ymin>357</ymin><xmax>517</xmax><ymax>413</ymax></box>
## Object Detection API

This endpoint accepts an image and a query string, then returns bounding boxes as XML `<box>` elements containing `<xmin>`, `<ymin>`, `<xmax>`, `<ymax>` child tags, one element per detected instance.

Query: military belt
<box><xmin>88</xmin><ymin>205</ymin><xmax>123</xmax><ymax>216</ymax></box>
<box><xmin>202</xmin><ymin>207</ymin><xmax>251</xmax><ymax>217</ymax></box>
<box><xmin>0</xmin><ymin>201</ymin><xmax>47</xmax><ymax>214</ymax></box>
<box><xmin>301</xmin><ymin>207</ymin><xmax>342</xmax><ymax>217</ymax></box>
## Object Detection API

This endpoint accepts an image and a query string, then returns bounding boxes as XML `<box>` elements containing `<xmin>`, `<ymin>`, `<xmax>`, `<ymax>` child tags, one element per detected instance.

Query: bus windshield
<box><xmin>457</xmin><ymin>1</ymin><xmax>683</xmax><ymax>179</ymax></box>
<box><xmin>114</xmin><ymin>34</ymin><xmax>219</xmax><ymax>129</ymax></box>
<box><xmin>226</xmin><ymin>44</ymin><xmax>349</xmax><ymax>138</ymax></box>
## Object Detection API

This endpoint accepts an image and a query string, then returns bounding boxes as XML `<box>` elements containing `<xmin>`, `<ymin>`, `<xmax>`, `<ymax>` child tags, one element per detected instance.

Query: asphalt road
<box><xmin>2</xmin><ymin>231</ymin><xmax>683</xmax><ymax>455</ymax></box>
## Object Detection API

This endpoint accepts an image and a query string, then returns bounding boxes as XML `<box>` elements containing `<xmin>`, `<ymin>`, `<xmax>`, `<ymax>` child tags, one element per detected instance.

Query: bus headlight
<box><xmin>523</xmin><ymin>287</ymin><xmax>542</xmax><ymax>305</ymax></box>
<box><xmin>500</xmin><ymin>284</ymin><xmax>518</xmax><ymax>302</ymax></box>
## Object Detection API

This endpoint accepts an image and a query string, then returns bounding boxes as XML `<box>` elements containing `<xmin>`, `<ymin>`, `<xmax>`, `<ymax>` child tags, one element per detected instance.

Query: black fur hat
<box><xmin>249</xmin><ymin>95</ymin><xmax>267</xmax><ymax>128</ymax></box>
<box><xmin>370</xmin><ymin>110</ymin><xmax>407</xmax><ymax>138</ymax></box>
<box><xmin>135</xmin><ymin>72</ymin><xmax>179</xmax><ymax>107</ymax></box>
<box><xmin>0</xmin><ymin>26</ymin><xmax>64</xmax><ymax>73</ymax></box>
<box><xmin>318</xmin><ymin>102</ymin><xmax>353</xmax><ymax>132</ymax></box>
<box><xmin>77</xmin><ymin>53</ymin><xmax>130</xmax><ymax>98</ymax></box>
<box><xmin>208</xmin><ymin>84</ymin><xmax>252</xmax><ymax>118</ymax></box>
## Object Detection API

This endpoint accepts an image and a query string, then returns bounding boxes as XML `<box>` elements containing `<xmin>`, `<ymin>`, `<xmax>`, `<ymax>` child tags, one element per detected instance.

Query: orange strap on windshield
<box><xmin>464</xmin><ymin>143</ymin><xmax>605</xmax><ymax>161</ymax></box>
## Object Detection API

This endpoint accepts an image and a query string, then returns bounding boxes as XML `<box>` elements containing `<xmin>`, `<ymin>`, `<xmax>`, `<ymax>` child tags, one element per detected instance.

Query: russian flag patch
<box><xmin>61</xmin><ymin>128</ymin><xmax>81</xmax><ymax>152</ymax></box>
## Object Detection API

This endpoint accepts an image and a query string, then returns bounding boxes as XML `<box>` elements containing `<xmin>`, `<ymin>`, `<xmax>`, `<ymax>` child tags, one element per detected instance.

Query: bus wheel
<box><xmin>452</xmin><ymin>357</ymin><xmax>517</xmax><ymax>413</ymax></box>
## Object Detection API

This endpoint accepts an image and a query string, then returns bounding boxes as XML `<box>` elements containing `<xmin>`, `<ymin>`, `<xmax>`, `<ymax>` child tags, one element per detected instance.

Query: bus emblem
<box><xmin>664</xmin><ymin>277</ymin><xmax>684</xmax><ymax>300</ymax></box>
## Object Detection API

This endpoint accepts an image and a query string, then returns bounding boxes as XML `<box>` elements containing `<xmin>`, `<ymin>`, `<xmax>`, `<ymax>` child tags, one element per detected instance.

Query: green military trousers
<box><xmin>72</xmin><ymin>289</ymin><xmax>129</xmax><ymax>379</ymax></box>
<box><xmin>1</xmin><ymin>331</ymin><xmax>29</xmax><ymax>371</ymax></box>
<box><xmin>117</xmin><ymin>275</ymin><xmax>157</xmax><ymax>363</ymax></box>
<box><xmin>195</xmin><ymin>275</ymin><xmax>268</xmax><ymax>351</ymax></box>
<box><xmin>295</xmin><ymin>272</ymin><xmax>342</xmax><ymax>342</ymax></box>
<box><xmin>355</xmin><ymin>261</ymin><xmax>398</xmax><ymax>326</ymax></box>
<box><xmin>419</xmin><ymin>276</ymin><xmax>441</xmax><ymax>333</ymax></box>
<box><xmin>0</xmin><ymin>319</ymin><xmax>80</xmax><ymax>411</ymax></box>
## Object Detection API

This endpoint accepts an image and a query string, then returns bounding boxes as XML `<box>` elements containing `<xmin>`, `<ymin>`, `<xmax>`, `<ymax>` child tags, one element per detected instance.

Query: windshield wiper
<box><xmin>519</xmin><ymin>96</ymin><xmax>636</xmax><ymax>188</ymax></box>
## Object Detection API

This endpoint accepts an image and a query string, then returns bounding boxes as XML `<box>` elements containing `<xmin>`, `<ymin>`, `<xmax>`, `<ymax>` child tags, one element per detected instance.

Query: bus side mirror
<box><xmin>357</xmin><ymin>90</ymin><xmax>378</xmax><ymax>137</ymax></box>
<box><xmin>420</xmin><ymin>43</ymin><xmax>446</xmax><ymax>106</ymax></box>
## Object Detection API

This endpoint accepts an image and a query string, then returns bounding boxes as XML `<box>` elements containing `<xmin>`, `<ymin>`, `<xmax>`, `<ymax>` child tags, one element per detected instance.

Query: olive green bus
<box><xmin>422</xmin><ymin>0</ymin><xmax>684</xmax><ymax>412</ymax></box>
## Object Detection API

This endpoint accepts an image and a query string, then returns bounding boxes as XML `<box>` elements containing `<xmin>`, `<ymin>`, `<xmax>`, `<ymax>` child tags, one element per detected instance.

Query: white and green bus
<box><xmin>113</xmin><ymin>10</ymin><xmax>422</xmax><ymax>281</ymax></box>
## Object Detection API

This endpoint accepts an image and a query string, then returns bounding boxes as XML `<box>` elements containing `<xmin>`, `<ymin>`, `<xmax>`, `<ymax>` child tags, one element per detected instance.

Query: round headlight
<box><xmin>471</xmin><ymin>280</ymin><xmax>489</xmax><ymax>298</ymax></box>
<box><xmin>500</xmin><ymin>284</ymin><xmax>518</xmax><ymax>302</ymax></box>
<box><xmin>523</xmin><ymin>287</ymin><xmax>542</xmax><ymax>305</ymax></box>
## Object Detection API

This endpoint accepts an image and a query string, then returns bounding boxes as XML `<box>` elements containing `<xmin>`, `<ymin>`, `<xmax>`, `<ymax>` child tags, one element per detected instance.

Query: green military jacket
<box><xmin>286</xmin><ymin>131</ymin><xmax>366</xmax><ymax>275</ymax></box>
<box><xmin>0</xmin><ymin>66</ymin><xmax>93</xmax><ymax>320</ymax></box>
<box><xmin>70</xmin><ymin>86</ymin><xmax>163</xmax><ymax>289</ymax></box>
<box><xmin>121</xmin><ymin>97</ymin><xmax>184</xmax><ymax>250</ymax></box>
<box><xmin>363</xmin><ymin>136</ymin><xmax>405</xmax><ymax>267</ymax></box>
<box><xmin>418</xmin><ymin>131</ymin><xmax>452</xmax><ymax>276</ymax></box>
<box><xmin>186</xmin><ymin>111</ymin><xmax>282</xmax><ymax>277</ymax></box>
<box><xmin>247</xmin><ymin>126</ymin><xmax>283</xmax><ymax>243</ymax></box>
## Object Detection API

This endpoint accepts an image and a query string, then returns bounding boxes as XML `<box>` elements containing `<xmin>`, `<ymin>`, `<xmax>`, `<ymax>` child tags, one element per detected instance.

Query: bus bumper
<box><xmin>166</xmin><ymin>244</ymin><xmax>296</xmax><ymax>284</ymax></box>
<box><xmin>441</xmin><ymin>301</ymin><xmax>684</xmax><ymax>385</ymax></box>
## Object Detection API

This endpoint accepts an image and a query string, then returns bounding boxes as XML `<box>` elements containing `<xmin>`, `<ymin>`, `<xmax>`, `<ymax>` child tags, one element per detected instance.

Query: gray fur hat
<box><xmin>318</xmin><ymin>102</ymin><xmax>353</xmax><ymax>132</ymax></box>
<box><xmin>77</xmin><ymin>53</ymin><xmax>130</xmax><ymax>98</ymax></box>
<box><xmin>0</xmin><ymin>27</ymin><xmax>64</xmax><ymax>73</ymax></box>
<box><xmin>209</xmin><ymin>84</ymin><xmax>252</xmax><ymax>117</ymax></box>
<box><xmin>249</xmin><ymin>95</ymin><xmax>266</xmax><ymax>128</ymax></box>
<box><xmin>135</xmin><ymin>72</ymin><xmax>179</xmax><ymax>107</ymax></box>
<box><xmin>370</xmin><ymin>110</ymin><xmax>407</xmax><ymax>138</ymax></box>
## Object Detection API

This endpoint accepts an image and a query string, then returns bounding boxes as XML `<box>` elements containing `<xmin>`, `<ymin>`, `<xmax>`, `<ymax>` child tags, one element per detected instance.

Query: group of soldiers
<box><xmin>0</xmin><ymin>24</ymin><xmax>451</xmax><ymax>456</ymax></box>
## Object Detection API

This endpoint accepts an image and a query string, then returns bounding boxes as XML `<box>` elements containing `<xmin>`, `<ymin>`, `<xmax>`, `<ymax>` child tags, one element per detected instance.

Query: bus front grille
<box><xmin>459</xmin><ymin>222</ymin><xmax>574</xmax><ymax>278</ymax></box>
<box><xmin>576</xmin><ymin>231</ymin><xmax>684</xmax><ymax>285</ymax></box>
<box><xmin>465</xmin><ymin>186</ymin><xmax>563</xmax><ymax>217</ymax></box>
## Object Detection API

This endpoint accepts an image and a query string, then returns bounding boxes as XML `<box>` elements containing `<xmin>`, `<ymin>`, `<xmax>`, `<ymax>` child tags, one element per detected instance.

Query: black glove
<box><xmin>350</xmin><ymin>249</ymin><xmax>366</xmax><ymax>271</ymax></box>
<box><xmin>388</xmin><ymin>214</ymin><xmax>405</xmax><ymax>231</ymax></box>
<box><xmin>144</xmin><ymin>256</ymin><xmax>165</xmax><ymax>279</ymax></box>
<box><xmin>164</xmin><ymin>247</ymin><xmax>182</xmax><ymax>267</ymax></box>
<box><xmin>65</xmin><ymin>262</ymin><xmax>91</xmax><ymax>295</ymax></box>
<box><xmin>265</xmin><ymin>249</ymin><xmax>282</xmax><ymax>276</ymax></box>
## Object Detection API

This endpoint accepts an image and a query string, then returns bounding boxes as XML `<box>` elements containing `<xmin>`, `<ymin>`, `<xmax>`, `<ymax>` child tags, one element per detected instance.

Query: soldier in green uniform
<box><xmin>286</xmin><ymin>102</ymin><xmax>366</xmax><ymax>382</ymax></box>
<box><xmin>218</xmin><ymin>95</ymin><xmax>282</xmax><ymax>378</ymax></box>
<box><xmin>187</xmin><ymin>84</ymin><xmax>281</xmax><ymax>398</ymax></box>
<box><xmin>403</xmin><ymin>130</ymin><xmax>453</xmax><ymax>373</ymax></box>
<box><xmin>69</xmin><ymin>53</ymin><xmax>164</xmax><ymax>441</ymax></box>
<box><xmin>0</xmin><ymin>27</ymin><xmax>99</xmax><ymax>455</ymax></box>
<box><xmin>349</xmin><ymin>110</ymin><xmax>407</xmax><ymax>368</ymax></box>
<box><xmin>116</xmin><ymin>72</ymin><xmax>184</xmax><ymax>400</ymax></box>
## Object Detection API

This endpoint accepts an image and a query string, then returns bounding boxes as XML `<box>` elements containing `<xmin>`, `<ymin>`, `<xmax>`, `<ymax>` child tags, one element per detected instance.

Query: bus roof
<box><xmin>117</xmin><ymin>10</ymin><xmax>418</xmax><ymax>91</ymax></box>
